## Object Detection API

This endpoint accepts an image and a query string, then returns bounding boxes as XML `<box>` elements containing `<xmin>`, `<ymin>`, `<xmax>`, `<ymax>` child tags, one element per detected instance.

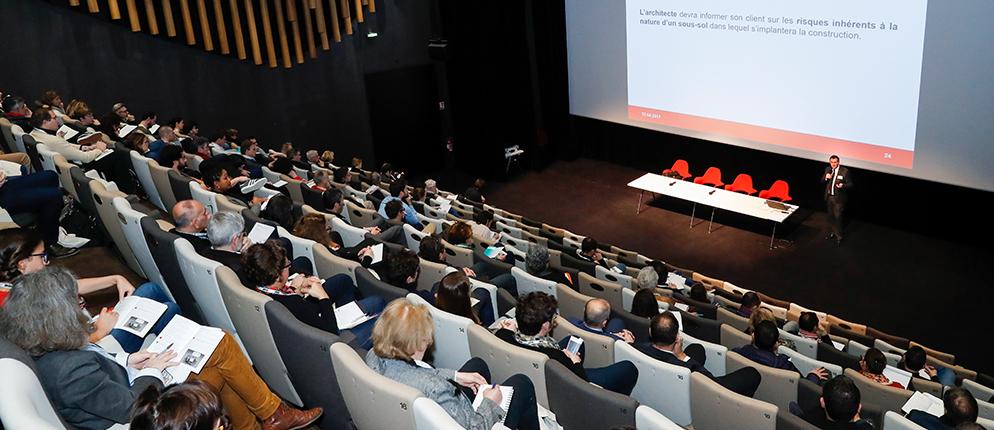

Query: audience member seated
<box><xmin>30</xmin><ymin>107</ymin><xmax>139</xmax><ymax>193</ymax></box>
<box><xmin>310</xmin><ymin>169</ymin><xmax>331</xmax><ymax>191</ymax></box>
<box><xmin>293</xmin><ymin>213</ymin><xmax>377</xmax><ymax>267</ymax></box>
<box><xmin>133</xmin><ymin>112</ymin><xmax>157</xmax><ymax>136</ymax></box>
<box><xmin>167</xmin><ymin>117</ymin><xmax>189</xmax><ymax>138</ymax></box>
<box><xmin>201</xmin><ymin>161</ymin><xmax>266</xmax><ymax>206</ymax></box>
<box><xmin>121</xmin><ymin>132</ymin><xmax>151</xmax><ymax>155</ymax></box>
<box><xmin>130</xmin><ymin>381</ymin><xmax>229</xmax><ymax>430</ymax></box>
<box><xmin>2</xmin><ymin>95</ymin><xmax>34</xmax><ymax>131</ymax></box>
<box><xmin>271</xmin><ymin>156</ymin><xmax>302</xmax><ymax>180</ymax></box>
<box><xmin>630</xmin><ymin>289</ymin><xmax>662</xmax><ymax>318</ymax></box>
<box><xmin>417</xmin><ymin>235</ymin><xmax>517</xmax><ymax>295</ymax></box>
<box><xmin>322</xmin><ymin>189</ymin><xmax>407</xmax><ymax>246</ymax></box>
<box><xmin>470</xmin><ymin>209</ymin><xmax>501</xmax><ymax>243</ymax></box>
<box><xmin>737</xmin><ymin>291</ymin><xmax>761</xmax><ymax>317</ymax></box>
<box><xmin>858</xmin><ymin>348</ymin><xmax>904</xmax><ymax>388</ymax></box>
<box><xmin>240</xmin><ymin>240</ymin><xmax>384</xmax><ymax>349</ymax></box>
<box><xmin>239</xmin><ymin>138</ymin><xmax>266</xmax><ymax>174</ymax></box>
<box><xmin>158</xmin><ymin>144</ymin><xmax>202</xmax><ymax>180</ymax></box>
<box><xmin>259</xmin><ymin>194</ymin><xmax>298</xmax><ymax>232</ymax></box>
<box><xmin>112</xmin><ymin>101</ymin><xmax>135</xmax><ymax>124</ymax></box>
<box><xmin>569</xmin><ymin>298</ymin><xmax>635</xmax><ymax>343</ymax></box>
<box><xmin>798</xmin><ymin>375</ymin><xmax>874</xmax><ymax>430</ymax></box>
<box><xmin>305</xmin><ymin>149</ymin><xmax>325</xmax><ymax>169</ymax></box>
<box><xmin>287</xmin><ymin>148</ymin><xmax>310</xmax><ymax>171</ymax></box>
<box><xmin>907</xmin><ymin>388</ymin><xmax>980</xmax><ymax>430</ymax></box>
<box><xmin>733</xmin><ymin>320</ymin><xmax>829</xmax><ymax>383</ymax></box>
<box><xmin>366</xmin><ymin>299</ymin><xmax>540</xmax><ymax>430</ymax></box>
<box><xmin>633</xmin><ymin>266</ymin><xmax>658</xmax><ymax>291</ymax></box>
<box><xmin>170</xmin><ymin>200</ymin><xmax>212</xmax><ymax>252</ymax></box>
<box><xmin>334</xmin><ymin>165</ymin><xmax>363</xmax><ymax>191</ymax></box>
<box><xmin>0</xmin><ymin>166</ymin><xmax>77</xmax><ymax>258</ymax></box>
<box><xmin>199</xmin><ymin>211</ymin><xmax>257</xmax><ymax>286</ymax></box>
<box><xmin>635</xmin><ymin>312</ymin><xmax>761</xmax><ymax>397</ymax></box>
<box><xmin>525</xmin><ymin>244</ymin><xmax>575</xmax><ymax>288</ymax></box>
<box><xmin>789</xmin><ymin>311</ymin><xmax>833</xmax><ymax>345</ymax></box>
<box><xmin>377</xmin><ymin>178</ymin><xmax>421</xmax><ymax>228</ymax></box>
<box><xmin>495</xmin><ymin>292</ymin><xmax>639</xmax><ymax>396</ymax></box>
<box><xmin>378</xmin><ymin>162</ymin><xmax>402</xmax><ymax>183</ymax></box>
<box><xmin>424</xmin><ymin>178</ymin><xmax>440</xmax><ymax>200</ymax></box>
<box><xmin>321</xmin><ymin>150</ymin><xmax>334</xmax><ymax>167</ymax></box>
<box><xmin>899</xmin><ymin>345</ymin><xmax>957</xmax><ymax>388</ymax></box>
<box><xmin>147</xmin><ymin>126</ymin><xmax>179</xmax><ymax>160</ymax></box>
<box><xmin>435</xmin><ymin>271</ymin><xmax>496</xmax><ymax>326</ymax></box>
<box><xmin>0</xmin><ymin>267</ymin><xmax>322</xmax><ymax>430</ymax></box>
<box><xmin>461</xmin><ymin>178</ymin><xmax>487</xmax><ymax>204</ymax></box>
<box><xmin>39</xmin><ymin>90</ymin><xmax>71</xmax><ymax>123</ymax></box>
<box><xmin>0</xmin><ymin>228</ymin><xmax>179</xmax><ymax>352</ymax></box>
<box><xmin>685</xmin><ymin>283</ymin><xmax>716</xmax><ymax>317</ymax></box>
<box><xmin>575</xmin><ymin>237</ymin><xmax>609</xmax><ymax>268</ymax></box>
<box><xmin>380</xmin><ymin>199</ymin><xmax>407</xmax><ymax>230</ymax></box>
<box><xmin>381</xmin><ymin>249</ymin><xmax>426</xmax><ymax>294</ymax></box>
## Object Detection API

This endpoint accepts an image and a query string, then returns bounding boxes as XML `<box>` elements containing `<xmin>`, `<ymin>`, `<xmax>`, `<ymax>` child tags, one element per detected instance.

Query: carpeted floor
<box><xmin>485</xmin><ymin>158</ymin><xmax>994</xmax><ymax>376</ymax></box>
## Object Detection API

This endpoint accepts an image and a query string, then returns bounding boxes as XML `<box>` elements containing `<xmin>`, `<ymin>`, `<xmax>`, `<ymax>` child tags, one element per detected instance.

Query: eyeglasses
<box><xmin>282</xmin><ymin>261</ymin><xmax>292</xmax><ymax>270</ymax></box>
<box><xmin>29</xmin><ymin>252</ymin><xmax>49</xmax><ymax>264</ymax></box>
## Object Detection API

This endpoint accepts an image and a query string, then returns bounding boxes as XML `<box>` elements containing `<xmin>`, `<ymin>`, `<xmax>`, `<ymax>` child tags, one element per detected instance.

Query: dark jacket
<box><xmin>823</xmin><ymin>165</ymin><xmax>853</xmax><ymax>202</ymax></box>
<box><xmin>634</xmin><ymin>342</ymin><xmax>715</xmax><ymax>379</ymax></box>
<box><xmin>35</xmin><ymin>349</ymin><xmax>163</xmax><ymax>430</ymax></box>
<box><xmin>733</xmin><ymin>344</ymin><xmax>822</xmax><ymax>383</ymax></box>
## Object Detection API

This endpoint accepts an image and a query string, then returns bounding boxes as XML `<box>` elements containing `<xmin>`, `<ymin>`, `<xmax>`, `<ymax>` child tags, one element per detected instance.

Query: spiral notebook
<box><xmin>472</xmin><ymin>384</ymin><xmax>514</xmax><ymax>416</ymax></box>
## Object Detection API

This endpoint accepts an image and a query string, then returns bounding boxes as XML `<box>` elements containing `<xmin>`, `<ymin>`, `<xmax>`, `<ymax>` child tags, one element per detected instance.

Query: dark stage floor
<box><xmin>486</xmin><ymin>158</ymin><xmax>994</xmax><ymax>376</ymax></box>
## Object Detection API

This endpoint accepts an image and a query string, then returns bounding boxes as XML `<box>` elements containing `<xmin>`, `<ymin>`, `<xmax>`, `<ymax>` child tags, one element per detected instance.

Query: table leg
<box><xmin>690</xmin><ymin>202</ymin><xmax>697</xmax><ymax>228</ymax></box>
<box><xmin>708</xmin><ymin>208</ymin><xmax>716</xmax><ymax>234</ymax></box>
<box><xmin>769</xmin><ymin>223</ymin><xmax>777</xmax><ymax>249</ymax></box>
<box><xmin>636</xmin><ymin>190</ymin><xmax>644</xmax><ymax>215</ymax></box>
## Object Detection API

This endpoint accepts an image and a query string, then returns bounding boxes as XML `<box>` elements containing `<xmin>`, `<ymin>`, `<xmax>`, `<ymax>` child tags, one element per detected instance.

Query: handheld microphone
<box><xmin>669</xmin><ymin>181</ymin><xmax>677</xmax><ymax>186</ymax></box>
<box><xmin>708</xmin><ymin>190</ymin><xmax>716</xmax><ymax>195</ymax></box>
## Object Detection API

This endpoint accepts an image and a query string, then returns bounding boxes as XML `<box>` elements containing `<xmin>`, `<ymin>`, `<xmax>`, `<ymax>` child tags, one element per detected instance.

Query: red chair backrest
<box><xmin>730</xmin><ymin>174</ymin><xmax>753</xmax><ymax>190</ymax></box>
<box><xmin>700</xmin><ymin>167</ymin><xmax>722</xmax><ymax>183</ymax></box>
<box><xmin>669</xmin><ymin>159</ymin><xmax>691</xmax><ymax>177</ymax></box>
<box><xmin>767</xmin><ymin>180</ymin><xmax>790</xmax><ymax>198</ymax></box>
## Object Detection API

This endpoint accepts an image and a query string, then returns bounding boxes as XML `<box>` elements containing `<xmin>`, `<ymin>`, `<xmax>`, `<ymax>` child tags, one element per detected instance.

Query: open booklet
<box><xmin>472</xmin><ymin>384</ymin><xmax>514</xmax><ymax>419</ymax></box>
<box><xmin>146</xmin><ymin>315</ymin><xmax>225</xmax><ymax>383</ymax></box>
<box><xmin>112</xmin><ymin>295</ymin><xmax>168</xmax><ymax>338</ymax></box>
<box><xmin>117</xmin><ymin>124</ymin><xmax>138</xmax><ymax>138</ymax></box>
<box><xmin>334</xmin><ymin>301</ymin><xmax>375</xmax><ymax>331</ymax></box>
<box><xmin>901</xmin><ymin>391</ymin><xmax>944</xmax><ymax>417</ymax></box>
<box><xmin>882</xmin><ymin>365</ymin><xmax>913</xmax><ymax>389</ymax></box>
<box><xmin>247</xmin><ymin>222</ymin><xmax>276</xmax><ymax>244</ymax></box>
<box><xmin>94</xmin><ymin>149</ymin><xmax>115</xmax><ymax>162</ymax></box>
<box><xmin>57</xmin><ymin>124</ymin><xmax>79</xmax><ymax>140</ymax></box>
<box><xmin>0</xmin><ymin>160</ymin><xmax>22</xmax><ymax>177</ymax></box>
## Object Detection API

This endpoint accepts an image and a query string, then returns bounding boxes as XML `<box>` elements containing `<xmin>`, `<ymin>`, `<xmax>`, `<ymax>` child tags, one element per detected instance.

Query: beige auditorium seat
<box><xmin>844</xmin><ymin>368</ymin><xmax>913</xmax><ymax>414</ymax></box>
<box><xmin>91</xmin><ymin>180</ymin><xmax>147</xmax><ymax>278</ymax></box>
<box><xmin>717</xmin><ymin>306</ymin><xmax>750</xmax><ymax>333</ymax></box>
<box><xmin>510</xmin><ymin>266</ymin><xmax>558</xmax><ymax>298</ymax></box>
<box><xmin>690</xmin><ymin>372</ymin><xmax>778</xmax><ymax>430</ymax></box>
<box><xmin>578</xmin><ymin>271</ymin><xmax>625</xmax><ymax>313</ymax></box>
<box><xmin>726</xmin><ymin>350</ymin><xmax>799</xmax><ymax>410</ymax></box>
<box><xmin>466</xmin><ymin>324</ymin><xmax>550</xmax><ymax>407</ymax></box>
<box><xmin>551</xmin><ymin>315</ymin><xmax>615</xmax><ymax>369</ymax></box>
<box><xmin>216</xmin><ymin>268</ymin><xmax>302</xmax><ymax>405</ymax></box>
<box><xmin>614</xmin><ymin>340</ymin><xmax>693</xmax><ymax>426</ymax></box>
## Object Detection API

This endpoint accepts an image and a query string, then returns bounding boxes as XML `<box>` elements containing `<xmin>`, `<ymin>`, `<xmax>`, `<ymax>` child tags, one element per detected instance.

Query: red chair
<box><xmin>759</xmin><ymin>180</ymin><xmax>792</xmax><ymax>202</ymax></box>
<box><xmin>662</xmin><ymin>159</ymin><xmax>692</xmax><ymax>180</ymax></box>
<box><xmin>724</xmin><ymin>174</ymin><xmax>757</xmax><ymax>195</ymax></box>
<box><xmin>693</xmin><ymin>167</ymin><xmax>724</xmax><ymax>187</ymax></box>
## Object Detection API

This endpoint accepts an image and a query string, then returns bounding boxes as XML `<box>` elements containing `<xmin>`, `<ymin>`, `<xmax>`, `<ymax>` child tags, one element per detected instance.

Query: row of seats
<box><xmin>663</xmin><ymin>159</ymin><xmax>793</xmax><ymax>201</ymax></box>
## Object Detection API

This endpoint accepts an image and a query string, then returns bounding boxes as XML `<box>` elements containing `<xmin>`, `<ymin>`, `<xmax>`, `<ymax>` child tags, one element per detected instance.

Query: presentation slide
<box><xmin>565</xmin><ymin>0</ymin><xmax>994</xmax><ymax>192</ymax></box>
<box><xmin>626</xmin><ymin>0</ymin><xmax>927</xmax><ymax>168</ymax></box>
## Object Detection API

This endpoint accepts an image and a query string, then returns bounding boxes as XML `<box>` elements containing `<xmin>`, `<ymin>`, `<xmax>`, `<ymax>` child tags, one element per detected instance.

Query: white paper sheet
<box><xmin>247</xmin><ymin>223</ymin><xmax>276</xmax><ymax>244</ymax></box>
<box><xmin>334</xmin><ymin>301</ymin><xmax>375</xmax><ymax>330</ymax></box>
<box><xmin>473</xmin><ymin>385</ymin><xmax>514</xmax><ymax>413</ymax></box>
<box><xmin>113</xmin><ymin>295</ymin><xmax>168</xmax><ymax>338</ymax></box>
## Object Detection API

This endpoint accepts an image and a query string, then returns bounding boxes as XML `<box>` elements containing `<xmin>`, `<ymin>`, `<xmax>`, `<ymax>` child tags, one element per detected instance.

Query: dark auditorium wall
<box><xmin>0</xmin><ymin>0</ymin><xmax>437</xmax><ymax>170</ymax></box>
<box><xmin>447</xmin><ymin>0</ymin><xmax>994</xmax><ymax>246</ymax></box>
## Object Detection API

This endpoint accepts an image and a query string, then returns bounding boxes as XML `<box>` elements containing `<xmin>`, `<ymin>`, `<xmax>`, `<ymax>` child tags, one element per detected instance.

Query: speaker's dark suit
<box><xmin>823</xmin><ymin>165</ymin><xmax>853</xmax><ymax>239</ymax></box>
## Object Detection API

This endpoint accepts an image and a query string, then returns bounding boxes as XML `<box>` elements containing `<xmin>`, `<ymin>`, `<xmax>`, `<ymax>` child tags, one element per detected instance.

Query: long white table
<box><xmin>627</xmin><ymin>173</ymin><xmax>799</xmax><ymax>248</ymax></box>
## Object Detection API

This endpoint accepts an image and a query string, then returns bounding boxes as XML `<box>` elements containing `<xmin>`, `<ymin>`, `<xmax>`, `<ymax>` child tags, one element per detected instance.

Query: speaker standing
<box><xmin>823</xmin><ymin>155</ymin><xmax>852</xmax><ymax>245</ymax></box>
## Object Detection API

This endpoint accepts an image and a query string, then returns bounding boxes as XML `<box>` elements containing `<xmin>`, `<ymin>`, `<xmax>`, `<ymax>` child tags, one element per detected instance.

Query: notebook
<box><xmin>472</xmin><ymin>384</ymin><xmax>514</xmax><ymax>416</ymax></box>
<box><xmin>901</xmin><ymin>391</ymin><xmax>944</xmax><ymax>417</ymax></box>
<box><xmin>883</xmin><ymin>365</ymin><xmax>912</xmax><ymax>389</ymax></box>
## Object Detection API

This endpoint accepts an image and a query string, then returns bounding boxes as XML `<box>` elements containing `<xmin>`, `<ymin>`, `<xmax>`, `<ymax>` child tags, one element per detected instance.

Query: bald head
<box><xmin>583</xmin><ymin>298</ymin><xmax>612</xmax><ymax>328</ymax></box>
<box><xmin>172</xmin><ymin>200</ymin><xmax>209</xmax><ymax>233</ymax></box>
<box><xmin>159</xmin><ymin>126</ymin><xmax>176</xmax><ymax>142</ymax></box>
